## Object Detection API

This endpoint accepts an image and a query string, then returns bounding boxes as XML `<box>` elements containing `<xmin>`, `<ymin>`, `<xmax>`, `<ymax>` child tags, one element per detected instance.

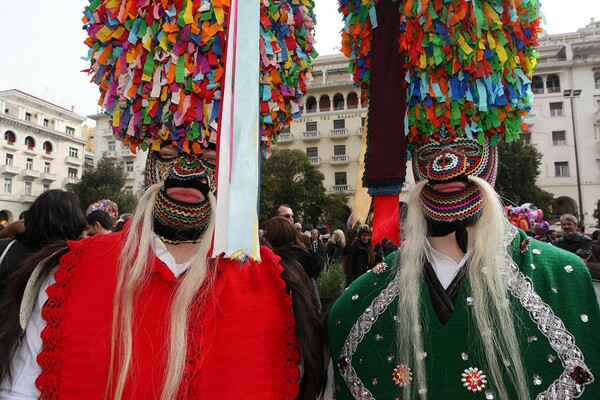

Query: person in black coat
<box><xmin>345</xmin><ymin>225</ymin><xmax>382</xmax><ymax>286</ymax></box>
<box><xmin>0</xmin><ymin>190</ymin><xmax>86</xmax><ymax>302</ymax></box>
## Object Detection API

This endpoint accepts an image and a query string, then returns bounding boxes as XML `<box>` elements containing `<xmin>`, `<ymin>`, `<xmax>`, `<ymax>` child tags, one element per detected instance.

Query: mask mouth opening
<box><xmin>427</xmin><ymin>175</ymin><xmax>469</xmax><ymax>185</ymax></box>
<box><xmin>164</xmin><ymin>177</ymin><xmax>210</xmax><ymax>197</ymax></box>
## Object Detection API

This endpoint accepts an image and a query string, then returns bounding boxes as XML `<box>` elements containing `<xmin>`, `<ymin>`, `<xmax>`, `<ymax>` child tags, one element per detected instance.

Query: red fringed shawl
<box><xmin>36</xmin><ymin>232</ymin><xmax>300</xmax><ymax>399</ymax></box>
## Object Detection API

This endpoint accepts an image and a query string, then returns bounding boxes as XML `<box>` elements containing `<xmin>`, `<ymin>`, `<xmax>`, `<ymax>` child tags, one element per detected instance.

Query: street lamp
<box><xmin>563</xmin><ymin>89</ymin><xmax>584</xmax><ymax>223</ymax></box>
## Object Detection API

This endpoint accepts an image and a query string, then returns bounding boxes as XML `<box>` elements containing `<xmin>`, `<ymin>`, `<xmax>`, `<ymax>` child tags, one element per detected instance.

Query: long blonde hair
<box><xmin>106</xmin><ymin>183</ymin><xmax>217</xmax><ymax>400</ymax></box>
<box><xmin>396</xmin><ymin>177</ymin><xmax>529</xmax><ymax>400</ymax></box>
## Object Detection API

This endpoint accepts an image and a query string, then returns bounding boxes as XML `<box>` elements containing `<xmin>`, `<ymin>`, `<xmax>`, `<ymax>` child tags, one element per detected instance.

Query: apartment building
<box><xmin>87</xmin><ymin>113</ymin><xmax>147</xmax><ymax>197</ymax></box>
<box><xmin>529</xmin><ymin>20</ymin><xmax>600</xmax><ymax>224</ymax></box>
<box><xmin>0</xmin><ymin>90</ymin><xmax>87</xmax><ymax>222</ymax></box>
<box><xmin>280</xmin><ymin>21</ymin><xmax>600</xmax><ymax>226</ymax></box>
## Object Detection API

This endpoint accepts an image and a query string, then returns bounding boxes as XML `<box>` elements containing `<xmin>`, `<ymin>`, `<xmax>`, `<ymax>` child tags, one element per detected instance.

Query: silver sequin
<box><xmin>548</xmin><ymin>354</ymin><xmax>556</xmax><ymax>363</ymax></box>
<box><xmin>564</xmin><ymin>265</ymin><xmax>574</xmax><ymax>273</ymax></box>
<box><xmin>485</xmin><ymin>389</ymin><xmax>495</xmax><ymax>399</ymax></box>
<box><xmin>352</xmin><ymin>294</ymin><xmax>360</xmax><ymax>300</ymax></box>
<box><xmin>466</xmin><ymin>297</ymin><xmax>474</xmax><ymax>306</ymax></box>
<box><xmin>461</xmin><ymin>352</ymin><xmax>469</xmax><ymax>361</ymax></box>
<box><xmin>533</xmin><ymin>374</ymin><xmax>543</xmax><ymax>386</ymax></box>
<box><xmin>533</xmin><ymin>249</ymin><xmax>541</xmax><ymax>255</ymax></box>
<box><xmin>581</xmin><ymin>314</ymin><xmax>589</xmax><ymax>323</ymax></box>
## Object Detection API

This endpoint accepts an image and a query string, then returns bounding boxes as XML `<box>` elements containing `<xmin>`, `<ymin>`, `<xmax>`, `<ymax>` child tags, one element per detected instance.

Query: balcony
<box><xmin>23</xmin><ymin>147</ymin><xmax>37</xmax><ymax>156</ymax></box>
<box><xmin>308</xmin><ymin>156</ymin><xmax>321</xmax><ymax>166</ymax></box>
<box><xmin>65</xmin><ymin>156</ymin><xmax>83</xmax><ymax>166</ymax></box>
<box><xmin>358</xmin><ymin>127</ymin><xmax>364</xmax><ymax>135</ymax></box>
<box><xmin>121</xmin><ymin>149</ymin><xmax>136</xmax><ymax>157</ymax></box>
<box><xmin>0</xmin><ymin>165</ymin><xmax>20</xmax><ymax>176</ymax></box>
<box><xmin>595</xmin><ymin>109</ymin><xmax>600</xmax><ymax>123</ymax></box>
<box><xmin>103</xmin><ymin>150</ymin><xmax>117</xmax><ymax>159</ymax></box>
<box><xmin>332</xmin><ymin>184</ymin><xmax>350</xmax><ymax>193</ymax></box>
<box><xmin>22</xmin><ymin>169</ymin><xmax>40</xmax><ymax>180</ymax></box>
<box><xmin>63</xmin><ymin>177</ymin><xmax>79</xmax><ymax>187</ymax></box>
<box><xmin>101</xmin><ymin>129</ymin><xmax>114</xmax><ymax>137</ymax></box>
<box><xmin>124</xmin><ymin>171</ymin><xmax>136</xmax><ymax>180</ymax></box>
<box><xmin>330</xmin><ymin>155</ymin><xmax>349</xmax><ymax>165</ymax></box>
<box><xmin>20</xmin><ymin>194</ymin><xmax>37</xmax><ymax>203</ymax></box>
<box><xmin>329</xmin><ymin>128</ymin><xmax>348</xmax><ymax>139</ymax></box>
<box><xmin>302</xmin><ymin>131</ymin><xmax>321</xmax><ymax>141</ymax></box>
<box><xmin>1</xmin><ymin>142</ymin><xmax>16</xmax><ymax>150</ymax></box>
<box><xmin>278</xmin><ymin>132</ymin><xmax>292</xmax><ymax>142</ymax></box>
<box><xmin>42</xmin><ymin>151</ymin><xmax>55</xmax><ymax>160</ymax></box>
<box><xmin>40</xmin><ymin>172</ymin><xmax>57</xmax><ymax>182</ymax></box>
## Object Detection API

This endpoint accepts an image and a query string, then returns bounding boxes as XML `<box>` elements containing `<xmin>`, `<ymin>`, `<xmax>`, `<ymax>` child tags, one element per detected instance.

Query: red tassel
<box><xmin>372</xmin><ymin>194</ymin><xmax>400</xmax><ymax>246</ymax></box>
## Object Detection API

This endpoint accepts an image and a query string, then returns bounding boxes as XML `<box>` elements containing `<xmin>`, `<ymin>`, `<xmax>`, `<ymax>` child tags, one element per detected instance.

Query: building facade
<box><xmin>280</xmin><ymin>21</ymin><xmax>600</xmax><ymax>228</ymax></box>
<box><xmin>529</xmin><ymin>20</ymin><xmax>600</xmax><ymax>226</ymax></box>
<box><xmin>0</xmin><ymin>90</ymin><xmax>87</xmax><ymax>222</ymax></box>
<box><xmin>87</xmin><ymin>113</ymin><xmax>147</xmax><ymax>197</ymax></box>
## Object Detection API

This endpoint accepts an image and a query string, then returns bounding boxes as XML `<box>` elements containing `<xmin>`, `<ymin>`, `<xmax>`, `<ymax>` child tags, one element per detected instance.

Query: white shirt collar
<box><xmin>424</xmin><ymin>239</ymin><xmax>471</xmax><ymax>290</ymax></box>
<box><xmin>150</xmin><ymin>232</ymin><xmax>196</xmax><ymax>278</ymax></box>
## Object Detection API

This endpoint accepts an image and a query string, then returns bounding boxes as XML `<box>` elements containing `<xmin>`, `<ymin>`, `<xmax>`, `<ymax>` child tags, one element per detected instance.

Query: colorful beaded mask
<box><xmin>152</xmin><ymin>153</ymin><xmax>215</xmax><ymax>244</ymax></box>
<box><xmin>412</xmin><ymin>138</ymin><xmax>498</xmax><ymax>223</ymax></box>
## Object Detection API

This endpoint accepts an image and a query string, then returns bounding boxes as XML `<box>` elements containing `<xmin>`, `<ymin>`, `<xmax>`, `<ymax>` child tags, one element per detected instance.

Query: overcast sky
<box><xmin>0</xmin><ymin>0</ymin><xmax>598</xmax><ymax>124</ymax></box>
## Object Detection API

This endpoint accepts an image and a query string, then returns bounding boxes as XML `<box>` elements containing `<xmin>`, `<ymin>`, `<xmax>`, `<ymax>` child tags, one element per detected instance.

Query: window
<box><xmin>546</xmin><ymin>74</ymin><xmax>561</xmax><ymax>93</ymax></box>
<box><xmin>43</xmin><ymin>141</ymin><xmax>53</xmax><ymax>153</ymax></box>
<box><xmin>306</xmin><ymin>121</ymin><xmax>317</xmax><ymax>132</ymax></box>
<box><xmin>43</xmin><ymin>184</ymin><xmax>50</xmax><ymax>192</ymax></box>
<box><xmin>4</xmin><ymin>131</ymin><xmax>16</xmax><ymax>144</ymax></box>
<box><xmin>595</xmin><ymin>72</ymin><xmax>600</xmax><ymax>89</ymax></box>
<box><xmin>305</xmin><ymin>96</ymin><xmax>317</xmax><ymax>113</ymax></box>
<box><xmin>4</xmin><ymin>178</ymin><xmax>12</xmax><ymax>194</ymax></box>
<box><xmin>333</xmin><ymin>119</ymin><xmax>345</xmax><ymax>130</ymax></box>
<box><xmin>334</xmin><ymin>145</ymin><xmax>346</xmax><ymax>156</ymax></box>
<box><xmin>25</xmin><ymin>112</ymin><xmax>32</xmax><ymax>122</ymax></box>
<box><xmin>335</xmin><ymin>172</ymin><xmax>347</xmax><ymax>185</ymax></box>
<box><xmin>24</xmin><ymin>181</ymin><xmax>32</xmax><ymax>196</ymax></box>
<box><xmin>125</xmin><ymin>161</ymin><xmax>134</xmax><ymax>172</ymax></box>
<box><xmin>519</xmin><ymin>131</ymin><xmax>531</xmax><ymax>145</ymax></box>
<box><xmin>66</xmin><ymin>126</ymin><xmax>75</xmax><ymax>135</ymax></box>
<box><xmin>555</xmin><ymin>162</ymin><xmax>569</xmax><ymax>177</ymax></box>
<box><xmin>549</xmin><ymin>102</ymin><xmax>563</xmax><ymax>117</ymax></box>
<box><xmin>596</xmin><ymin>98</ymin><xmax>600</xmax><ymax>111</ymax></box>
<box><xmin>280</xmin><ymin>126</ymin><xmax>290</xmax><ymax>134</ymax></box>
<box><xmin>108</xmin><ymin>141</ymin><xmax>116</xmax><ymax>151</ymax></box>
<box><xmin>347</xmin><ymin>92</ymin><xmax>359</xmax><ymax>109</ymax></box>
<box><xmin>552</xmin><ymin>131</ymin><xmax>566</xmax><ymax>145</ymax></box>
<box><xmin>532</xmin><ymin>76</ymin><xmax>544</xmax><ymax>94</ymax></box>
<box><xmin>5</xmin><ymin>153</ymin><xmax>13</xmax><ymax>166</ymax></box>
<box><xmin>361</xmin><ymin>117</ymin><xmax>366</xmax><ymax>127</ymax></box>
<box><xmin>319</xmin><ymin>95</ymin><xmax>331</xmax><ymax>112</ymax></box>
<box><xmin>25</xmin><ymin>136</ymin><xmax>35</xmax><ymax>149</ymax></box>
<box><xmin>68</xmin><ymin>168</ymin><xmax>78</xmax><ymax>179</ymax></box>
<box><xmin>44</xmin><ymin>162</ymin><xmax>51</xmax><ymax>173</ymax></box>
<box><xmin>333</xmin><ymin>93</ymin><xmax>345</xmax><ymax>110</ymax></box>
<box><xmin>68</xmin><ymin>147</ymin><xmax>79</xmax><ymax>158</ymax></box>
<box><xmin>306</xmin><ymin>147</ymin><xmax>318</xmax><ymax>158</ymax></box>
<box><xmin>125</xmin><ymin>186</ymin><xmax>134</xmax><ymax>194</ymax></box>
<box><xmin>25</xmin><ymin>158</ymin><xmax>33</xmax><ymax>169</ymax></box>
<box><xmin>43</xmin><ymin>119</ymin><xmax>49</xmax><ymax>127</ymax></box>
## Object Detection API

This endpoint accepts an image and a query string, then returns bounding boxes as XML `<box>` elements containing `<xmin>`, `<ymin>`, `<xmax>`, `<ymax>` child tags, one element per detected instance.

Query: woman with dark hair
<box><xmin>262</xmin><ymin>216</ymin><xmax>326</xmax><ymax>398</ymax></box>
<box><xmin>0</xmin><ymin>190</ymin><xmax>86</xmax><ymax>301</ymax></box>
<box><xmin>345</xmin><ymin>225</ymin><xmax>381</xmax><ymax>286</ymax></box>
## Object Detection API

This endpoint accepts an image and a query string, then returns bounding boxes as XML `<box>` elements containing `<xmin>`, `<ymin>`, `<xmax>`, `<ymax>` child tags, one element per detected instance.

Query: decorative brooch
<box><xmin>461</xmin><ymin>367</ymin><xmax>487</xmax><ymax>392</ymax></box>
<box><xmin>392</xmin><ymin>364</ymin><xmax>413</xmax><ymax>387</ymax></box>
<box><xmin>372</xmin><ymin>262</ymin><xmax>388</xmax><ymax>274</ymax></box>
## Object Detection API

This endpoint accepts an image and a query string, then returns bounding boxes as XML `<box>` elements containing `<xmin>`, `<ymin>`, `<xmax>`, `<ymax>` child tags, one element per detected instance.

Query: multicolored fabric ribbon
<box><xmin>83</xmin><ymin>0</ymin><xmax>317</xmax><ymax>155</ymax></box>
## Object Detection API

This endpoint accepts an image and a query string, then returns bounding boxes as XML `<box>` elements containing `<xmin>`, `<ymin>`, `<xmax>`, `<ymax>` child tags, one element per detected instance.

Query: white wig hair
<box><xmin>106</xmin><ymin>183</ymin><xmax>217</xmax><ymax>400</ymax></box>
<box><xmin>395</xmin><ymin>177</ymin><xmax>529</xmax><ymax>400</ymax></box>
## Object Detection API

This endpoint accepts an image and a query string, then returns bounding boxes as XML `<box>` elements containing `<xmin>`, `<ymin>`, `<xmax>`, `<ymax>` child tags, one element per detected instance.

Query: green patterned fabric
<box><xmin>328</xmin><ymin>230</ymin><xmax>600</xmax><ymax>399</ymax></box>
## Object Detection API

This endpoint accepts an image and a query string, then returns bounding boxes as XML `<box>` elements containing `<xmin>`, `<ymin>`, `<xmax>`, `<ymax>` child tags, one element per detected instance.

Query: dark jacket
<box><xmin>556</xmin><ymin>232</ymin><xmax>593</xmax><ymax>260</ymax></box>
<box><xmin>0</xmin><ymin>239</ymin><xmax>36</xmax><ymax>301</ymax></box>
<box><xmin>345</xmin><ymin>239</ymin><xmax>382</xmax><ymax>286</ymax></box>
<box><xmin>325</xmin><ymin>241</ymin><xmax>344</xmax><ymax>264</ymax></box>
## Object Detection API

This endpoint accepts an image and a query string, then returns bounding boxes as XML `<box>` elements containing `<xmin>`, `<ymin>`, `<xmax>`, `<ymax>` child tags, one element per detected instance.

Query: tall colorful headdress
<box><xmin>83</xmin><ymin>0</ymin><xmax>317</xmax><ymax>259</ymax></box>
<box><xmin>338</xmin><ymin>0</ymin><xmax>542</xmax><ymax>243</ymax></box>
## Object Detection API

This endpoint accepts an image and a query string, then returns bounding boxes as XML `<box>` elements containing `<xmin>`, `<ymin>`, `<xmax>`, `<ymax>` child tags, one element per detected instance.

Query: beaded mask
<box><xmin>152</xmin><ymin>153</ymin><xmax>215</xmax><ymax>244</ymax></box>
<box><xmin>412</xmin><ymin>137</ymin><xmax>498</xmax><ymax>225</ymax></box>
